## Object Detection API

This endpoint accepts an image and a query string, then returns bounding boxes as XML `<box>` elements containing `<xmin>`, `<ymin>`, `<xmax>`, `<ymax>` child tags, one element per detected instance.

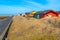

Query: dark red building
<box><xmin>42</xmin><ymin>10</ymin><xmax>58</xmax><ymax>18</ymax></box>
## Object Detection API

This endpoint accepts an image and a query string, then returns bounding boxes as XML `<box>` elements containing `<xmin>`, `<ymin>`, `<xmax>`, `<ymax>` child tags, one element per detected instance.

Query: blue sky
<box><xmin>0</xmin><ymin>0</ymin><xmax>60</xmax><ymax>16</ymax></box>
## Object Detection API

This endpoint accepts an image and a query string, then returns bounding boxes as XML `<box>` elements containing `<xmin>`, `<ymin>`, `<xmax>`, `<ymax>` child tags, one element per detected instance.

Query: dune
<box><xmin>6</xmin><ymin>15</ymin><xmax>60</xmax><ymax>40</ymax></box>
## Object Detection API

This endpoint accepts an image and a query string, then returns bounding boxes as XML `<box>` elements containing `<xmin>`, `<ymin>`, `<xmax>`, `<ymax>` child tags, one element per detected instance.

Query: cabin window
<box><xmin>46</xmin><ymin>14</ymin><xmax>51</xmax><ymax>18</ymax></box>
<box><xmin>46</xmin><ymin>14</ymin><xmax>49</xmax><ymax>18</ymax></box>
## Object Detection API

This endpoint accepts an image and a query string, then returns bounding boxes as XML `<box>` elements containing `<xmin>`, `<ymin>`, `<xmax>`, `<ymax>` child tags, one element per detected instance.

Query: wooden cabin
<box><xmin>25</xmin><ymin>11</ymin><xmax>36</xmax><ymax>18</ymax></box>
<box><xmin>33</xmin><ymin>13</ymin><xmax>39</xmax><ymax>19</ymax></box>
<box><xmin>42</xmin><ymin>10</ymin><xmax>58</xmax><ymax>18</ymax></box>
<box><xmin>29</xmin><ymin>11</ymin><xmax>36</xmax><ymax>17</ymax></box>
<box><xmin>25</xmin><ymin>12</ymin><xmax>29</xmax><ymax>17</ymax></box>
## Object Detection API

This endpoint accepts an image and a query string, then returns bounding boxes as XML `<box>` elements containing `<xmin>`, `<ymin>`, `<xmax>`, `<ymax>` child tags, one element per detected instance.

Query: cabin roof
<box><xmin>43</xmin><ymin>10</ymin><xmax>58</xmax><ymax>15</ymax></box>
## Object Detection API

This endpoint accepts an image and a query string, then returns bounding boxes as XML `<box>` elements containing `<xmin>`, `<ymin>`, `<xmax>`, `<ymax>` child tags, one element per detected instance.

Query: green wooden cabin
<box><xmin>33</xmin><ymin>13</ymin><xmax>39</xmax><ymax>19</ymax></box>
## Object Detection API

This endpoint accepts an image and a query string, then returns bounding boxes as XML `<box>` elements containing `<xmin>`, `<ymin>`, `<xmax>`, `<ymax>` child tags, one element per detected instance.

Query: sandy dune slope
<box><xmin>6</xmin><ymin>15</ymin><xmax>60</xmax><ymax>40</ymax></box>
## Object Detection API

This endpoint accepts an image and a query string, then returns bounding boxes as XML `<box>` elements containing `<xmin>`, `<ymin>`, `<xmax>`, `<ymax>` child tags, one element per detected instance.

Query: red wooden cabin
<box><xmin>42</xmin><ymin>10</ymin><xmax>58</xmax><ymax>18</ymax></box>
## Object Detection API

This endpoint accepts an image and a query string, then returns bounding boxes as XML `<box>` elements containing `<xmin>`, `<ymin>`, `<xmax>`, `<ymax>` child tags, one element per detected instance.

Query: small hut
<box><xmin>33</xmin><ymin>13</ymin><xmax>39</xmax><ymax>19</ymax></box>
<box><xmin>29</xmin><ymin>11</ymin><xmax>36</xmax><ymax>17</ymax></box>
<box><xmin>42</xmin><ymin>10</ymin><xmax>58</xmax><ymax>18</ymax></box>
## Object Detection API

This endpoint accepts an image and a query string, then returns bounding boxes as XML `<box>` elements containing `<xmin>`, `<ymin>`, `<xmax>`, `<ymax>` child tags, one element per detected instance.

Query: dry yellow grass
<box><xmin>6</xmin><ymin>15</ymin><xmax>60</xmax><ymax>40</ymax></box>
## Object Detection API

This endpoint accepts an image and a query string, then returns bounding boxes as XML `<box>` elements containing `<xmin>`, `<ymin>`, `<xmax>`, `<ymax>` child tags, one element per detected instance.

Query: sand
<box><xmin>6</xmin><ymin>15</ymin><xmax>60</xmax><ymax>40</ymax></box>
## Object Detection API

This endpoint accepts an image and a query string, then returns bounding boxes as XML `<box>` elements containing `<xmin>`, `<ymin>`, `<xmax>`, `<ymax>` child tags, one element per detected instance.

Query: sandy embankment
<box><xmin>6</xmin><ymin>15</ymin><xmax>60</xmax><ymax>40</ymax></box>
